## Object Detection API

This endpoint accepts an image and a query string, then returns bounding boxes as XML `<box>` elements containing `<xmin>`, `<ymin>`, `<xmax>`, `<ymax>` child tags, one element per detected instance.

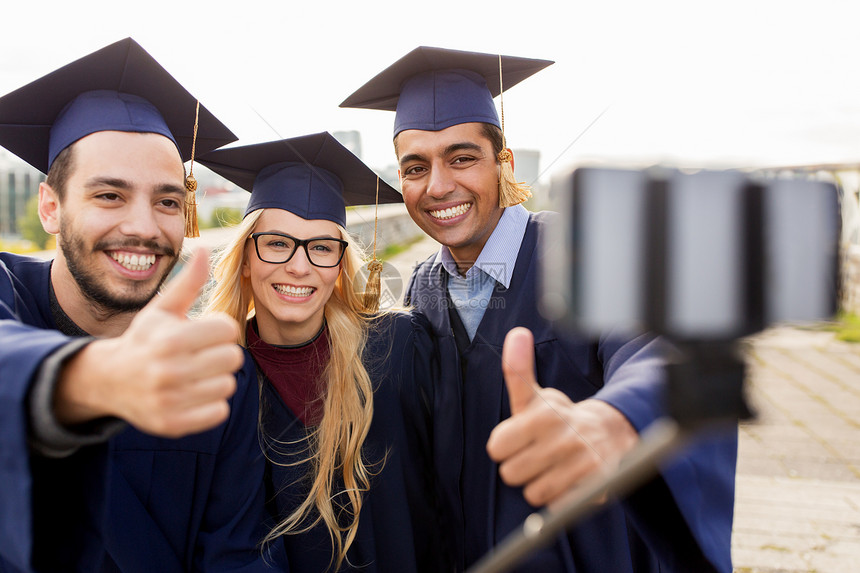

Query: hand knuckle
<box><xmin>211</xmin><ymin>402</ymin><xmax>231</xmax><ymax>425</ymax></box>
<box><xmin>150</xmin><ymin>392</ymin><xmax>174</xmax><ymax>413</ymax></box>
<box><xmin>228</xmin><ymin>346</ymin><xmax>244</xmax><ymax>370</ymax></box>
<box><xmin>222</xmin><ymin>375</ymin><xmax>237</xmax><ymax>397</ymax></box>
<box><xmin>557</xmin><ymin>432</ymin><xmax>580</xmax><ymax>456</ymax></box>
<box><xmin>148</xmin><ymin>362</ymin><xmax>174</xmax><ymax>386</ymax></box>
<box><xmin>150</xmin><ymin>337</ymin><xmax>176</xmax><ymax>357</ymax></box>
<box><xmin>524</xmin><ymin>484</ymin><xmax>544</xmax><ymax>507</ymax></box>
<box><xmin>209</xmin><ymin>316</ymin><xmax>239</xmax><ymax>341</ymax></box>
<box><xmin>146</xmin><ymin>416</ymin><xmax>171</xmax><ymax>437</ymax></box>
<box><xmin>498</xmin><ymin>462</ymin><xmax>514</xmax><ymax>483</ymax></box>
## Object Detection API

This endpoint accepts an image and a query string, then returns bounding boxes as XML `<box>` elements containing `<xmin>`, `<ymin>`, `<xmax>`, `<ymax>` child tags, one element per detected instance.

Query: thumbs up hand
<box><xmin>55</xmin><ymin>248</ymin><xmax>244</xmax><ymax>438</ymax></box>
<box><xmin>498</xmin><ymin>327</ymin><xmax>542</xmax><ymax>416</ymax></box>
<box><xmin>486</xmin><ymin>327</ymin><xmax>639</xmax><ymax>507</ymax></box>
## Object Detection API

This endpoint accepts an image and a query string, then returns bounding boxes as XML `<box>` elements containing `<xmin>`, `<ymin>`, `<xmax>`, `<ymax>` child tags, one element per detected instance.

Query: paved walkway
<box><xmin>384</xmin><ymin>232</ymin><xmax>440</xmax><ymax>293</ymax></box>
<box><xmin>385</xmin><ymin>237</ymin><xmax>860</xmax><ymax>572</ymax></box>
<box><xmin>733</xmin><ymin>327</ymin><xmax>860</xmax><ymax>572</ymax></box>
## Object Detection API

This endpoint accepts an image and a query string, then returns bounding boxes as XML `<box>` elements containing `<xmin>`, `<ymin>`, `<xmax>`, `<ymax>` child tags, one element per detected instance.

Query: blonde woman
<box><xmin>199</xmin><ymin>133</ymin><xmax>447</xmax><ymax>572</ymax></box>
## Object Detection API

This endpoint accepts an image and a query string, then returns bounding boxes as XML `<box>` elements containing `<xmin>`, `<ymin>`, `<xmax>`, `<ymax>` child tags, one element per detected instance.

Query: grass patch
<box><xmin>380</xmin><ymin>235</ymin><xmax>424</xmax><ymax>259</ymax></box>
<box><xmin>818</xmin><ymin>312</ymin><xmax>860</xmax><ymax>343</ymax></box>
<box><xmin>0</xmin><ymin>237</ymin><xmax>53</xmax><ymax>254</ymax></box>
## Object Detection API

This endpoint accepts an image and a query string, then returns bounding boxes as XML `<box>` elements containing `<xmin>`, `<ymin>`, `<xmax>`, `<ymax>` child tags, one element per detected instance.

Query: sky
<box><xmin>2</xmin><ymin>0</ymin><xmax>859</xmax><ymax>185</ymax></box>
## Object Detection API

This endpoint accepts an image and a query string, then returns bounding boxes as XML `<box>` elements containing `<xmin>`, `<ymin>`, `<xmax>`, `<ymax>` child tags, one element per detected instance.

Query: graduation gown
<box><xmin>257</xmin><ymin>311</ymin><xmax>448</xmax><ymax>572</ymax></box>
<box><xmin>405</xmin><ymin>212</ymin><xmax>737</xmax><ymax>573</ymax></box>
<box><xmin>0</xmin><ymin>252</ymin><xmax>272</xmax><ymax>572</ymax></box>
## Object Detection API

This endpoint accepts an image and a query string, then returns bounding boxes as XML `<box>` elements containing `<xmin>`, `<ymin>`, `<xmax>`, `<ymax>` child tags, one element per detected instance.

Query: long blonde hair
<box><xmin>204</xmin><ymin>209</ymin><xmax>379</xmax><ymax>570</ymax></box>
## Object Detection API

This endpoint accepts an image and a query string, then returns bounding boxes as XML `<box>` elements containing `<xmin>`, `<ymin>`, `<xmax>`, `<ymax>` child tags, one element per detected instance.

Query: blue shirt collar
<box><xmin>432</xmin><ymin>204</ymin><xmax>529</xmax><ymax>289</ymax></box>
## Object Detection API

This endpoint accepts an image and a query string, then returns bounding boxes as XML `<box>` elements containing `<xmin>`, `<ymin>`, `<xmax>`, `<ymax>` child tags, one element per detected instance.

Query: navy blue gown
<box><xmin>405</xmin><ymin>212</ymin><xmax>738</xmax><ymax>573</ymax></box>
<box><xmin>255</xmin><ymin>311</ymin><xmax>448</xmax><ymax>572</ymax></box>
<box><xmin>0</xmin><ymin>252</ymin><xmax>273</xmax><ymax>572</ymax></box>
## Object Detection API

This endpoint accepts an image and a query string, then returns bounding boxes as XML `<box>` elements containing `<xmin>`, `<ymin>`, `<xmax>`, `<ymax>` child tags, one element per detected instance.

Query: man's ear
<box><xmin>495</xmin><ymin>148</ymin><xmax>516</xmax><ymax>170</ymax></box>
<box><xmin>38</xmin><ymin>182</ymin><xmax>61</xmax><ymax>235</ymax></box>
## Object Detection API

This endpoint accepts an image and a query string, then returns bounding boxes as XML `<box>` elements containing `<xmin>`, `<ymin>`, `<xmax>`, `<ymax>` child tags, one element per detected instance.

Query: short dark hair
<box><xmin>393</xmin><ymin>122</ymin><xmax>505</xmax><ymax>160</ymax></box>
<box><xmin>45</xmin><ymin>145</ymin><xmax>75</xmax><ymax>201</ymax></box>
<box><xmin>480</xmin><ymin>122</ymin><xmax>504</xmax><ymax>157</ymax></box>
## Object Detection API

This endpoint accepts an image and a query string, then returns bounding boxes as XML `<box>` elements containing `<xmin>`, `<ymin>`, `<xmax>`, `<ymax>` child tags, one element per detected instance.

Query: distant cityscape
<box><xmin>0</xmin><ymin>130</ymin><xmax>545</xmax><ymax>241</ymax></box>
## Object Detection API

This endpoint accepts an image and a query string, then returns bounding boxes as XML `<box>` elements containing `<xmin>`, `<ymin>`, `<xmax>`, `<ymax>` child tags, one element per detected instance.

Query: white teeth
<box><xmin>430</xmin><ymin>203</ymin><xmax>471</xmax><ymax>220</ymax></box>
<box><xmin>274</xmin><ymin>284</ymin><xmax>315</xmax><ymax>297</ymax></box>
<box><xmin>111</xmin><ymin>252</ymin><xmax>156</xmax><ymax>271</ymax></box>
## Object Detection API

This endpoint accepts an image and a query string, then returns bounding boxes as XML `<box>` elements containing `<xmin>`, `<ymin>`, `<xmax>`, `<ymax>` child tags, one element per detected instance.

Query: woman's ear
<box><xmin>241</xmin><ymin>247</ymin><xmax>252</xmax><ymax>278</ymax></box>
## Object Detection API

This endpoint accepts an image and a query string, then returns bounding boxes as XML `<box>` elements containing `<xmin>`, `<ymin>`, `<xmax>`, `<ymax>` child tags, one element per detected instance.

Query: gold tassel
<box><xmin>184</xmin><ymin>100</ymin><xmax>201</xmax><ymax>238</ymax></box>
<box><xmin>362</xmin><ymin>259</ymin><xmax>383</xmax><ymax>313</ymax></box>
<box><xmin>184</xmin><ymin>174</ymin><xmax>199</xmax><ymax>238</ymax></box>
<box><xmin>498</xmin><ymin>149</ymin><xmax>532</xmax><ymax>207</ymax></box>
<box><xmin>362</xmin><ymin>176</ymin><xmax>383</xmax><ymax>312</ymax></box>
<box><xmin>496</xmin><ymin>56</ymin><xmax>531</xmax><ymax>208</ymax></box>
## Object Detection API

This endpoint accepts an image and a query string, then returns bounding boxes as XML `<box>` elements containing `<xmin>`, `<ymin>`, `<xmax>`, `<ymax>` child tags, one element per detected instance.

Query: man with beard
<box><xmin>0</xmin><ymin>39</ymin><xmax>272</xmax><ymax>572</ymax></box>
<box><xmin>341</xmin><ymin>47</ymin><xmax>737</xmax><ymax>572</ymax></box>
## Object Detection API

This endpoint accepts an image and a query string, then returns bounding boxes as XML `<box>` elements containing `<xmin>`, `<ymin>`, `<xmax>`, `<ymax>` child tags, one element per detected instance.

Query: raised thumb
<box><xmin>150</xmin><ymin>247</ymin><xmax>210</xmax><ymax>317</ymax></box>
<box><xmin>502</xmin><ymin>327</ymin><xmax>540</xmax><ymax>415</ymax></box>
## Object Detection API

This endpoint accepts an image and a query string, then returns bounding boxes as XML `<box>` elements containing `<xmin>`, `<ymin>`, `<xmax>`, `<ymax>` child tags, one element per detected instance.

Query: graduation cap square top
<box><xmin>340</xmin><ymin>46</ymin><xmax>553</xmax><ymax>137</ymax></box>
<box><xmin>196</xmin><ymin>132</ymin><xmax>402</xmax><ymax>228</ymax></box>
<box><xmin>0</xmin><ymin>37</ymin><xmax>236</xmax><ymax>174</ymax></box>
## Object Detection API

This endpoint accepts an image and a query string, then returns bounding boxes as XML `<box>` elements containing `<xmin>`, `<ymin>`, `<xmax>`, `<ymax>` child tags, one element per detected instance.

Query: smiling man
<box><xmin>0</xmin><ymin>39</ymin><xmax>272</xmax><ymax>572</ymax></box>
<box><xmin>45</xmin><ymin>130</ymin><xmax>184</xmax><ymax>323</ymax></box>
<box><xmin>343</xmin><ymin>47</ymin><xmax>738</xmax><ymax>573</ymax></box>
<box><xmin>396</xmin><ymin>122</ymin><xmax>505</xmax><ymax>273</ymax></box>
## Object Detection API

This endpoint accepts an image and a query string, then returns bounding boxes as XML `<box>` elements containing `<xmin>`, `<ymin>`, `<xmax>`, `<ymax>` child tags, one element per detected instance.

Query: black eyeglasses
<box><xmin>250</xmin><ymin>232</ymin><xmax>348</xmax><ymax>268</ymax></box>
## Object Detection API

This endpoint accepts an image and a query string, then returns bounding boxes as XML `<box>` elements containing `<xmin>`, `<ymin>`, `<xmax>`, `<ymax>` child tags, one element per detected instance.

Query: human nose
<box><xmin>283</xmin><ymin>244</ymin><xmax>312</xmax><ymax>275</ymax></box>
<box><xmin>119</xmin><ymin>198</ymin><xmax>161</xmax><ymax>240</ymax></box>
<box><xmin>426</xmin><ymin>165</ymin><xmax>456</xmax><ymax>199</ymax></box>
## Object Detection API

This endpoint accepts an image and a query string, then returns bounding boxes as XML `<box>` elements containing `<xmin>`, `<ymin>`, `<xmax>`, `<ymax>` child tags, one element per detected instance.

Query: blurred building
<box><xmin>191</xmin><ymin>165</ymin><xmax>250</xmax><ymax>225</ymax></box>
<box><xmin>333</xmin><ymin>130</ymin><xmax>362</xmax><ymax>159</ymax></box>
<box><xmin>376</xmin><ymin>163</ymin><xmax>400</xmax><ymax>191</ymax></box>
<box><xmin>0</xmin><ymin>150</ymin><xmax>43</xmax><ymax>237</ymax></box>
<box><xmin>513</xmin><ymin>149</ymin><xmax>540</xmax><ymax>185</ymax></box>
<box><xmin>511</xmin><ymin>148</ymin><xmax>548</xmax><ymax>210</ymax></box>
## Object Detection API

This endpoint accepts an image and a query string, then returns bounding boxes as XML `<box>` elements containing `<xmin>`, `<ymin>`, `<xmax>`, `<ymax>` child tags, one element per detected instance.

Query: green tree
<box><xmin>19</xmin><ymin>194</ymin><xmax>51</xmax><ymax>250</ymax></box>
<box><xmin>210</xmin><ymin>206</ymin><xmax>243</xmax><ymax>228</ymax></box>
